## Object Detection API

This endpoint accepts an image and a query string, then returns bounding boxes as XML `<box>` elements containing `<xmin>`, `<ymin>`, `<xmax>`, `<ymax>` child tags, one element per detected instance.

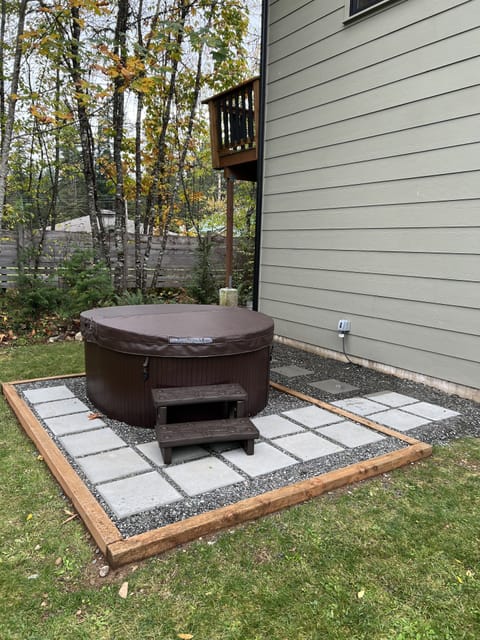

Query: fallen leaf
<box><xmin>26</xmin><ymin>513</ymin><xmax>33</xmax><ymax>521</ymax></box>
<box><xmin>55</xmin><ymin>557</ymin><xmax>63</xmax><ymax>567</ymax></box>
<box><xmin>357</xmin><ymin>589</ymin><xmax>365</xmax><ymax>600</ymax></box>
<box><xmin>178</xmin><ymin>635</ymin><xmax>194</xmax><ymax>639</ymax></box>
<box><xmin>88</xmin><ymin>412</ymin><xmax>103</xmax><ymax>420</ymax></box>
<box><xmin>118</xmin><ymin>581</ymin><xmax>129</xmax><ymax>599</ymax></box>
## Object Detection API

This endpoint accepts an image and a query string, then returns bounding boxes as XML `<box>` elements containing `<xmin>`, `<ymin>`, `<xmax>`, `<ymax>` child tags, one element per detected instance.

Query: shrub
<box><xmin>60</xmin><ymin>249</ymin><xmax>114</xmax><ymax>316</ymax></box>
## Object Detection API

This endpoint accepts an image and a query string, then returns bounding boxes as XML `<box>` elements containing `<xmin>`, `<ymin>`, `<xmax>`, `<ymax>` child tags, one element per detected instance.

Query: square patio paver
<box><xmin>365</xmin><ymin>391</ymin><xmax>419</xmax><ymax>407</ymax></box>
<box><xmin>97</xmin><ymin>471</ymin><xmax>182</xmax><ymax>519</ymax></box>
<box><xmin>23</xmin><ymin>385</ymin><xmax>74</xmax><ymax>404</ymax></box>
<box><xmin>251</xmin><ymin>414</ymin><xmax>305</xmax><ymax>439</ymax></box>
<box><xmin>318</xmin><ymin>421</ymin><xmax>385</xmax><ymax>448</ymax></box>
<box><xmin>136</xmin><ymin>441</ymin><xmax>209</xmax><ymax>466</ymax></box>
<box><xmin>368</xmin><ymin>409</ymin><xmax>431</xmax><ymax>432</ymax></box>
<box><xmin>271</xmin><ymin>365</ymin><xmax>314</xmax><ymax>378</ymax></box>
<box><xmin>77</xmin><ymin>448</ymin><xmax>152</xmax><ymax>484</ymax></box>
<box><xmin>222</xmin><ymin>442</ymin><xmax>297</xmax><ymax>478</ymax></box>
<box><xmin>283</xmin><ymin>405</ymin><xmax>345</xmax><ymax>428</ymax></box>
<box><xmin>309</xmin><ymin>379</ymin><xmax>358</xmax><ymax>394</ymax></box>
<box><xmin>402</xmin><ymin>402</ymin><xmax>460</xmax><ymax>421</ymax></box>
<box><xmin>35</xmin><ymin>397</ymin><xmax>90</xmax><ymax>419</ymax></box>
<box><xmin>164</xmin><ymin>456</ymin><xmax>244</xmax><ymax>496</ymax></box>
<box><xmin>274</xmin><ymin>432</ymin><xmax>344</xmax><ymax>461</ymax></box>
<box><xmin>59</xmin><ymin>428</ymin><xmax>126</xmax><ymax>458</ymax></box>
<box><xmin>332</xmin><ymin>397</ymin><xmax>388</xmax><ymax>416</ymax></box>
<box><xmin>44</xmin><ymin>412</ymin><xmax>106</xmax><ymax>436</ymax></box>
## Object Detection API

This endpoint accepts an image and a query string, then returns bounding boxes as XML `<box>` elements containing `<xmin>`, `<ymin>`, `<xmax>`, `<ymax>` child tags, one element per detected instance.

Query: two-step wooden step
<box><xmin>151</xmin><ymin>384</ymin><xmax>259</xmax><ymax>465</ymax></box>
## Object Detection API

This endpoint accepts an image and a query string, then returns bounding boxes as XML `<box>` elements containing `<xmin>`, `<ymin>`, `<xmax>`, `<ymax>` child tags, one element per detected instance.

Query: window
<box><xmin>346</xmin><ymin>0</ymin><xmax>398</xmax><ymax>19</ymax></box>
<box><xmin>350</xmin><ymin>0</ymin><xmax>382</xmax><ymax>14</ymax></box>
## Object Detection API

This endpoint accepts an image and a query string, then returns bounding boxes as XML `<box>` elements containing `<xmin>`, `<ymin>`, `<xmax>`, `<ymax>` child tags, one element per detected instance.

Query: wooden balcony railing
<box><xmin>203</xmin><ymin>77</ymin><xmax>259</xmax><ymax>181</ymax></box>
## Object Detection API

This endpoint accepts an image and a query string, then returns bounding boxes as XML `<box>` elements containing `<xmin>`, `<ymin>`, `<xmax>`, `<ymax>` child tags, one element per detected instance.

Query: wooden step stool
<box><xmin>151</xmin><ymin>384</ymin><xmax>258</xmax><ymax>464</ymax></box>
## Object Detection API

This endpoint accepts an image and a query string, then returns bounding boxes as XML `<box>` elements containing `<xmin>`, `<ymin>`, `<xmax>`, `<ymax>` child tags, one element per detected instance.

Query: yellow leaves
<box><xmin>132</xmin><ymin>76</ymin><xmax>156</xmax><ymax>94</ymax></box>
<box><xmin>177</xmin><ymin>634</ymin><xmax>193</xmax><ymax>639</ymax></box>
<box><xmin>357</xmin><ymin>589</ymin><xmax>365</xmax><ymax>600</ymax></box>
<box><xmin>26</xmin><ymin>513</ymin><xmax>33</xmax><ymax>521</ymax></box>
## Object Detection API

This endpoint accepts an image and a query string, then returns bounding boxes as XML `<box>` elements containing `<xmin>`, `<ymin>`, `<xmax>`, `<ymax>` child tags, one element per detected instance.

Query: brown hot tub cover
<box><xmin>80</xmin><ymin>304</ymin><xmax>273</xmax><ymax>358</ymax></box>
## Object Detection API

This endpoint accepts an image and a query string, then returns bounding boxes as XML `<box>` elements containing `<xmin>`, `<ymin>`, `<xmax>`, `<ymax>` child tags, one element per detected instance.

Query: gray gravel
<box><xmin>15</xmin><ymin>343</ymin><xmax>480</xmax><ymax>538</ymax></box>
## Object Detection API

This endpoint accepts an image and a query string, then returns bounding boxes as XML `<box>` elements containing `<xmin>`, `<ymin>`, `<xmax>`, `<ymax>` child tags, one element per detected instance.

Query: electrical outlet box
<box><xmin>337</xmin><ymin>319</ymin><xmax>351</xmax><ymax>333</ymax></box>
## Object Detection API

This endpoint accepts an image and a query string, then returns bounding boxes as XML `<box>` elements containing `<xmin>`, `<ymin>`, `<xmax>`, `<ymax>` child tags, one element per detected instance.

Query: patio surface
<box><xmin>6</xmin><ymin>342</ymin><xmax>478</xmax><ymax>565</ymax></box>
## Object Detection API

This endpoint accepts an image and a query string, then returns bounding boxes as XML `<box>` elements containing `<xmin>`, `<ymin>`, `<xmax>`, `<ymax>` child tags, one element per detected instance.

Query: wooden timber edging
<box><xmin>3</xmin><ymin>376</ymin><xmax>432</xmax><ymax>568</ymax></box>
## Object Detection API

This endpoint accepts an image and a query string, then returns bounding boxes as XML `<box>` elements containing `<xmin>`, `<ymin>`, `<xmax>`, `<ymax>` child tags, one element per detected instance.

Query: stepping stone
<box><xmin>332</xmin><ymin>397</ymin><xmax>387</xmax><ymax>416</ymax></box>
<box><xmin>23</xmin><ymin>385</ymin><xmax>74</xmax><ymax>404</ymax></box>
<box><xmin>270</xmin><ymin>365</ymin><xmax>313</xmax><ymax>378</ymax></box>
<box><xmin>274</xmin><ymin>432</ymin><xmax>343</xmax><ymax>461</ymax></box>
<box><xmin>366</xmin><ymin>391</ymin><xmax>418</xmax><ymax>408</ymax></box>
<box><xmin>44</xmin><ymin>412</ymin><xmax>106</xmax><ymax>436</ymax></box>
<box><xmin>35</xmin><ymin>398</ymin><xmax>90</xmax><ymax>419</ymax></box>
<box><xmin>318</xmin><ymin>421</ymin><xmax>385</xmax><ymax>448</ymax></box>
<box><xmin>97</xmin><ymin>471</ymin><xmax>182</xmax><ymax>519</ymax></box>
<box><xmin>251</xmin><ymin>414</ymin><xmax>305</xmax><ymax>439</ymax></box>
<box><xmin>77</xmin><ymin>448</ymin><xmax>152</xmax><ymax>484</ymax></box>
<box><xmin>136</xmin><ymin>441</ymin><xmax>208</xmax><ymax>466</ymax></box>
<box><xmin>368</xmin><ymin>409</ymin><xmax>431</xmax><ymax>432</ymax></box>
<box><xmin>310</xmin><ymin>379</ymin><xmax>358</xmax><ymax>394</ymax></box>
<box><xmin>59</xmin><ymin>428</ymin><xmax>126</xmax><ymax>458</ymax></box>
<box><xmin>222</xmin><ymin>442</ymin><xmax>296</xmax><ymax>478</ymax></box>
<box><xmin>164</xmin><ymin>457</ymin><xmax>243</xmax><ymax>496</ymax></box>
<box><xmin>283</xmin><ymin>405</ymin><xmax>344</xmax><ymax>428</ymax></box>
<box><xmin>402</xmin><ymin>402</ymin><xmax>460</xmax><ymax>421</ymax></box>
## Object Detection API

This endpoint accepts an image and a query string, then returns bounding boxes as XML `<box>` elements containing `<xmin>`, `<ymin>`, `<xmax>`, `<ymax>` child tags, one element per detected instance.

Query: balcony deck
<box><xmin>203</xmin><ymin>77</ymin><xmax>259</xmax><ymax>182</ymax></box>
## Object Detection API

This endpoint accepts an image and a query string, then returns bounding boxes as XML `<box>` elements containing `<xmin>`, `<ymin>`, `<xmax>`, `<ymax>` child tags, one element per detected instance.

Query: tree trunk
<box><xmin>0</xmin><ymin>0</ymin><xmax>27</xmax><ymax>227</ymax></box>
<box><xmin>112</xmin><ymin>0</ymin><xmax>129</xmax><ymax>293</ymax></box>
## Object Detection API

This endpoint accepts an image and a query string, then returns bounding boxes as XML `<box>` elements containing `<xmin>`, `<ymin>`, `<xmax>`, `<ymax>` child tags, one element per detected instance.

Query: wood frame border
<box><xmin>3</xmin><ymin>376</ymin><xmax>432</xmax><ymax>568</ymax></box>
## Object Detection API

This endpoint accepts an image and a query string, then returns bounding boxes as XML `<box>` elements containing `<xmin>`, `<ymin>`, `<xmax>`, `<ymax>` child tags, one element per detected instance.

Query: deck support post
<box><xmin>225</xmin><ymin>169</ymin><xmax>235</xmax><ymax>287</ymax></box>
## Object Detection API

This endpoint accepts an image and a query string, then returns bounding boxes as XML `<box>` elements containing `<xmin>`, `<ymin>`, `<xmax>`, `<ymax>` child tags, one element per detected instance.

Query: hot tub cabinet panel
<box><xmin>80</xmin><ymin>305</ymin><xmax>274</xmax><ymax>428</ymax></box>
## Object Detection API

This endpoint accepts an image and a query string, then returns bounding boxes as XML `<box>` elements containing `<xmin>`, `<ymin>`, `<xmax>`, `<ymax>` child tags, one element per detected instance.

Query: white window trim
<box><xmin>343</xmin><ymin>0</ymin><xmax>401</xmax><ymax>23</ymax></box>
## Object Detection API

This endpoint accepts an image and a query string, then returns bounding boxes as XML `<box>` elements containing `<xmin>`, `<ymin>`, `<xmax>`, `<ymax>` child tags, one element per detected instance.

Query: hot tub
<box><xmin>80</xmin><ymin>304</ymin><xmax>274</xmax><ymax>428</ymax></box>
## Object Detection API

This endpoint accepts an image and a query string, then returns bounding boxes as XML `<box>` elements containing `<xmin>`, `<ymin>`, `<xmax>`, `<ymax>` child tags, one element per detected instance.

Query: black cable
<box><xmin>340</xmin><ymin>333</ymin><xmax>357</xmax><ymax>366</ymax></box>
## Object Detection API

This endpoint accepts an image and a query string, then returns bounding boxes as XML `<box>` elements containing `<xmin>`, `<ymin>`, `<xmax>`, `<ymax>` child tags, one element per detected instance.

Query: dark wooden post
<box><xmin>225</xmin><ymin>169</ymin><xmax>235</xmax><ymax>287</ymax></box>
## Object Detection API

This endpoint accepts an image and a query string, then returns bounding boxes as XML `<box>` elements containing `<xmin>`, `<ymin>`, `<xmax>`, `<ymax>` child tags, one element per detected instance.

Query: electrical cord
<box><xmin>339</xmin><ymin>333</ymin><xmax>357</xmax><ymax>366</ymax></box>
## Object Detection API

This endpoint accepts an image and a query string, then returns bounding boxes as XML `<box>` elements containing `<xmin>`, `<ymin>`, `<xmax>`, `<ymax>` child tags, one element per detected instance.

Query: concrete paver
<box><xmin>97</xmin><ymin>471</ymin><xmax>182</xmax><ymax>519</ymax></box>
<box><xmin>368</xmin><ymin>409</ymin><xmax>431</xmax><ymax>432</ymax></box>
<box><xmin>271</xmin><ymin>364</ymin><xmax>314</xmax><ymax>378</ymax></box>
<box><xmin>366</xmin><ymin>391</ymin><xmax>419</xmax><ymax>407</ymax></box>
<box><xmin>137</xmin><ymin>441</ymin><xmax>209</xmax><ymax>466</ymax></box>
<box><xmin>44</xmin><ymin>412</ymin><xmax>106</xmax><ymax>436</ymax></box>
<box><xmin>35</xmin><ymin>397</ymin><xmax>90</xmax><ymax>419</ymax></box>
<box><xmin>164</xmin><ymin>456</ymin><xmax>244</xmax><ymax>496</ymax></box>
<box><xmin>283</xmin><ymin>405</ymin><xmax>345</xmax><ymax>428</ymax></box>
<box><xmin>77</xmin><ymin>448</ymin><xmax>152</xmax><ymax>484</ymax></box>
<box><xmin>251</xmin><ymin>414</ymin><xmax>304</xmax><ymax>439</ymax></box>
<box><xmin>332</xmin><ymin>397</ymin><xmax>388</xmax><ymax>416</ymax></box>
<box><xmin>222</xmin><ymin>442</ymin><xmax>297</xmax><ymax>478</ymax></box>
<box><xmin>24</xmin><ymin>385</ymin><xmax>74</xmax><ymax>404</ymax></box>
<box><xmin>402</xmin><ymin>402</ymin><xmax>460</xmax><ymax>421</ymax></box>
<box><xmin>59</xmin><ymin>428</ymin><xmax>126</xmax><ymax>458</ymax></box>
<box><xmin>310</xmin><ymin>379</ymin><xmax>358</xmax><ymax>394</ymax></box>
<box><xmin>318</xmin><ymin>421</ymin><xmax>385</xmax><ymax>448</ymax></box>
<box><xmin>274</xmin><ymin>431</ymin><xmax>344</xmax><ymax>461</ymax></box>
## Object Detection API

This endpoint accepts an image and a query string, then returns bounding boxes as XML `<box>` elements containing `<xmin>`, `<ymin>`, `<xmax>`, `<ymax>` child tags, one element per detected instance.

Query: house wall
<box><xmin>259</xmin><ymin>0</ymin><xmax>480</xmax><ymax>390</ymax></box>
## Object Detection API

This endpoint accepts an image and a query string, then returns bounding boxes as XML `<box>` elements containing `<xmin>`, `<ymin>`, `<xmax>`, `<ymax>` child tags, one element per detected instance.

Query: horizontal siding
<box><xmin>261</xmin><ymin>248</ymin><xmax>480</xmax><ymax>282</ymax></box>
<box><xmin>260</xmin><ymin>0</ymin><xmax>480</xmax><ymax>389</ymax></box>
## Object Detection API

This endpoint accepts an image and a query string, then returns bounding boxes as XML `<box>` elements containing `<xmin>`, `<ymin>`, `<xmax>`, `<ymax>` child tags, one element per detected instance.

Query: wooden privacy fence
<box><xmin>0</xmin><ymin>229</ymin><xmax>229</xmax><ymax>290</ymax></box>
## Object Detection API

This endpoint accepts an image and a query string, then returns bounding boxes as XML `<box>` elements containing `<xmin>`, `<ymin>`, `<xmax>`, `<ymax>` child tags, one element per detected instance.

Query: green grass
<box><xmin>1</xmin><ymin>343</ymin><xmax>479</xmax><ymax>639</ymax></box>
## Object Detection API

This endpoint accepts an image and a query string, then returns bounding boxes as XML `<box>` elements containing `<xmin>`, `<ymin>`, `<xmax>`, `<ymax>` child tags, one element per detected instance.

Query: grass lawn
<box><xmin>1</xmin><ymin>343</ymin><xmax>479</xmax><ymax>639</ymax></box>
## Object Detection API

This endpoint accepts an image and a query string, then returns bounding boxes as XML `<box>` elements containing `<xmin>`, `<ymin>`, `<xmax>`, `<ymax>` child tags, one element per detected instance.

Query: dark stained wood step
<box><xmin>155</xmin><ymin>417</ymin><xmax>259</xmax><ymax>465</ymax></box>
<box><xmin>152</xmin><ymin>383</ymin><xmax>248</xmax><ymax>424</ymax></box>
